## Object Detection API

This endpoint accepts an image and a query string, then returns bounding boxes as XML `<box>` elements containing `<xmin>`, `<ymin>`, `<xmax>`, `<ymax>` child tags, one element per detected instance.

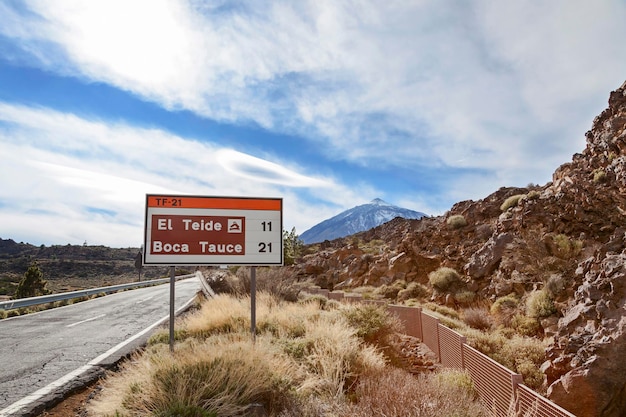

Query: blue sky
<box><xmin>1</xmin><ymin>0</ymin><xmax>625</xmax><ymax>248</ymax></box>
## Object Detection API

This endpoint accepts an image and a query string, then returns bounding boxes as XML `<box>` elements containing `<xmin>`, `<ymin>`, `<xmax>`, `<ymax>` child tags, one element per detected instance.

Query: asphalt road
<box><xmin>0</xmin><ymin>276</ymin><xmax>201</xmax><ymax>416</ymax></box>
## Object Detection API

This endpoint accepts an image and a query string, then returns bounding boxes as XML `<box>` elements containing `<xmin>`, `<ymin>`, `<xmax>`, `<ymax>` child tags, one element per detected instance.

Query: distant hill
<box><xmin>0</xmin><ymin>238</ymin><xmax>171</xmax><ymax>296</ymax></box>
<box><xmin>300</xmin><ymin>198</ymin><xmax>427</xmax><ymax>244</ymax></box>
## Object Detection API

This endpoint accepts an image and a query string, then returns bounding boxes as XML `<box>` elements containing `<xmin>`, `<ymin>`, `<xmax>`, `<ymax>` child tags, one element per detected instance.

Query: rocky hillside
<box><xmin>291</xmin><ymin>80</ymin><xmax>626</xmax><ymax>417</ymax></box>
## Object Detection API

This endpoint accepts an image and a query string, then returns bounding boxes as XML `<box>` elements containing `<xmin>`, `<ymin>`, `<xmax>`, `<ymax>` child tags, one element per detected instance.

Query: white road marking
<box><xmin>136</xmin><ymin>295</ymin><xmax>156</xmax><ymax>303</ymax></box>
<box><xmin>66</xmin><ymin>314</ymin><xmax>106</xmax><ymax>328</ymax></box>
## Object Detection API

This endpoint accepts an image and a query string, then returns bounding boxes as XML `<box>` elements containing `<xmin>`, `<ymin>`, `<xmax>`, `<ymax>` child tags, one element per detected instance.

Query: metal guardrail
<box><xmin>0</xmin><ymin>273</ymin><xmax>196</xmax><ymax>310</ymax></box>
<box><xmin>197</xmin><ymin>270</ymin><xmax>216</xmax><ymax>298</ymax></box>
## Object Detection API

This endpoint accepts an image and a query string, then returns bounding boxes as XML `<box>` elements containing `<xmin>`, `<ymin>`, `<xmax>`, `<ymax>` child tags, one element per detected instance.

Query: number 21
<box><xmin>258</xmin><ymin>242</ymin><xmax>272</xmax><ymax>253</ymax></box>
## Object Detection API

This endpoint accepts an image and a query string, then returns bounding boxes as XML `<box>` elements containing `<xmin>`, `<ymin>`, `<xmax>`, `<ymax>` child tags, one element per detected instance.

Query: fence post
<box><xmin>459</xmin><ymin>335</ymin><xmax>467</xmax><ymax>369</ymax></box>
<box><xmin>511</xmin><ymin>373</ymin><xmax>523</xmax><ymax>415</ymax></box>
<box><xmin>416</xmin><ymin>307</ymin><xmax>423</xmax><ymax>340</ymax></box>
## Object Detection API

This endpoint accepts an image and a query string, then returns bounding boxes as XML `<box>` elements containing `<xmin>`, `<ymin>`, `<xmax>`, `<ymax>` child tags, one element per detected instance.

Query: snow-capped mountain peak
<box><xmin>300</xmin><ymin>199</ymin><xmax>427</xmax><ymax>244</ymax></box>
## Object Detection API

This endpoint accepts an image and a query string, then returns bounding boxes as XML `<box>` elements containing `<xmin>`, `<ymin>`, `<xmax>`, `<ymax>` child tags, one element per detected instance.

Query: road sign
<box><xmin>143</xmin><ymin>195</ymin><xmax>283</xmax><ymax>265</ymax></box>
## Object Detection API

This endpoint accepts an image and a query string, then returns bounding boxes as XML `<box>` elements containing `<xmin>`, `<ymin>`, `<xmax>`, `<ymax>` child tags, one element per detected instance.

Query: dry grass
<box><xmin>490</xmin><ymin>293</ymin><xmax>520</xmax><ymax>326</ymax></box>
<box><xmin>446</xmin><ymin>214</ymin><xmax>468</xmax><ymax>229</ymax></box>
<box><xmin>339</xmin><ymin>368</ymin><xmax>484</xmax><ymax>417</ymax></box>
<box><xmin>397</xmin><ymin>281</ymin><xmax>430</xmax><ymax>302</ymax></box>
<box><xmin>428</xmin><ymin>267</ymin><xmax>460</xmax><ymax>292</ymax></box>
<box><xmin>89</xmin><ymin>294</ymin><xmax>490</xmax><ymax>416</ymax></box>
<box><xmin>462</xmin><ymin>307</ymin><xmax>493</xmax><ymax>331</ymax></box>
<box><xmin>89</xmin><ymin>335</ymin><xmax>298</xmax><ymax>417</ymax></box>
<box><xmin>500</xmin><ymin>194</ymin><xmax>526</xmax><ymax>211</ymax></box>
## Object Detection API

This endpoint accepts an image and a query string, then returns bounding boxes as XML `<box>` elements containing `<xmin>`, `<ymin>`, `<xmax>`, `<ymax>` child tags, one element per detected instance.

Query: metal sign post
<box><xmin>169</xmin><ymin>266</ymin><xmax>175</xmax><ymax>352</ymax></box>
<box><xmin>250</xmin><ymin>266</ymin><xmax>257</xmax><ymax>344</ymax></box>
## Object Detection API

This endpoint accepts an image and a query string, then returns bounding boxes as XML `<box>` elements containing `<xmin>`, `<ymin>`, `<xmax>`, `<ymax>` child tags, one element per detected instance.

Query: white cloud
<box><xmin>216</xmin><ymin>149</ymin><xmax>331</xmax><ymax>187</ymax></box>
<box><xmin>3</xmin><ymin>0</ymin><xmax>625</xmax><ymax>184</ymax></box>
<box><xmin>0</xmin><ymin>103</ymin><xmax>343</xmax><ymax>246</ymax></box>
<box><xmin>1</xmin><ymin>0</ymin><xmax>626</xmax><ymax>244</ymax></box>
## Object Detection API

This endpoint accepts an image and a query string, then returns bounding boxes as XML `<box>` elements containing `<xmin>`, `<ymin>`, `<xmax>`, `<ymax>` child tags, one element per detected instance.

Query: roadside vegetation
<box><xmin>351</xmin><ymin>265</ymin><xmax>554</xmax><ymax>393</ymax></box>
<box><xmin>88</xmin><ymin>292</ymin><xmax>487</xmax><ymax>417</ymax></box>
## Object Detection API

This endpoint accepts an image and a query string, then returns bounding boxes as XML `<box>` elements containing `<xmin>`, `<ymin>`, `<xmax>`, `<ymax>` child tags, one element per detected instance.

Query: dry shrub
<box><xmin>500</xmin><ymin>194</ymin><xmax>526</xmax><ymax>211</ymax></box>
<box><xmin>496</xmin><ymin>336</ymin><xmax>547</xmax><ymax>391</ymax></box>
<box><xmin>526</xmin><ymin>289</ymin><xmax>556</xmax><ymax>319</ymax></box>
<box><xmin>490</xmin><ymin>293</ymin><xmax>519</xmax><ymax>326</ymax></box>
<box><xmin>232</xmin><ymin>267</ymin><xmax>303</xmax><ymax>301</ymax></box>
<box><xmin>341</xmin><ymin>368</ymin><xmax>485</xmax><ymax>417</ymax></box>
<box><xmin>466</xmin><ymin>331</ymin><xmax>547</xmax><ymax>392</ymax></box>
<box><xmin>374</xmin><ymin>280</ymin><xmax>406</xmax><ymax>300</ymax></box>
<box><xmin>89</xmin><ymin>336</ymin><xmax>298</xmax><ymax>417</ymax></box>
<box><xmin>340</xmin><ymin>303</ymin><xmax>402</xmax><ymax>346</ymax></box>
<box><xmin>149</xmin><ymin>294</ymin><xmax>250</xmax><ymax>343</ymax></box>
<box><xmin>202</xmin><ymin>267</ymin><xmax>303</xmax><ymax>301</ymax></box>
<box><xmin>550</xmin><ymin>234</ymin><xmax>582</xmax><ymax>260</ymax></box>
<box><xmin>545</xmin><ymin>274</ymin><xmax>566</xmax><ymax>298</ymax></box>
<box><xmin>447</xmin><ymin>214</ymin><xmax>468</xmax><ymax>229</ymax></box>
<box><xmin>298</xmin><ymin>293</ymin><xmax>330</xmax><ymax>309</ymax></box>
<box><xmin>297</xmin><ymin>318</ymin><xmax>385</xmax><ymax>397</ymax></box>
<box><xmin>397</xmin><ymin>281</ymin><xmax>430</xmax><ymax>302</ymax></box>
<box><xmin>91</xmin><ymin>294</ymin><xmax>392</xmax><ymax>417</ymax></box>
<box><xmin>350</xmin><ymin>285</ymin><xmax>378</xmax><ymax>298</ymax></box>
<box><xmin>428</xmin><ymin>267</ymin><xmax>460</xmax><ymax>292</ymax></box>
<box><xmin>462</xmin><ymin>307</ymin><xmax>493</xmax><ymax>331</ymax></box>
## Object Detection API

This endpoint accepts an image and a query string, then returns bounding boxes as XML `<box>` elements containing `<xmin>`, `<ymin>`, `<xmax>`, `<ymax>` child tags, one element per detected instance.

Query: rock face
<box><xmin>292</xmin><ymin>80</ymin><xmax>626</xmax><ymax>416</ymax></box>
<box><xmin>540</xmin><ymin>81</ymin><xmax>626</xmax><ymax>417</ymax></box>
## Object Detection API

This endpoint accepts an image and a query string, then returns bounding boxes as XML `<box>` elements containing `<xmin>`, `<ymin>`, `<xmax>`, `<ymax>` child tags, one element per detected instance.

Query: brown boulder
<box><xmin>464</xmin><ymin>232</ymin><xmax>513</xmax><ymax>279</ymax></box>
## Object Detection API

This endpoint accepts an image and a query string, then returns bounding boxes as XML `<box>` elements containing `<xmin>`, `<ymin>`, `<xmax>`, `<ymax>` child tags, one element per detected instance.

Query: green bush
<box><xmin>500</xmin><ymin>194</ymin><xmax>526</xmax><ymax>211</ymax></box>
<box><xmin>490</xmin><ymin>294</ymin><xmax>519</xmax><ymax>326</ymax></box>
<box><xmin>593</xmin><ymin>168</ymin><xmax>607</xmax><ymax>183</ymax></box>
<box><xmin>428</xmin><ymin>267</ymin><xmax>460</xmax><ymax>292</ymax></box>
<box><xmin>490</xmin><ymin>294</ymin><xmax>518</xmax><ymax>314</ymax></box>
<box><xmin>423</xmin><ymin>302</ymin><xmax>461</xmax><ymax>320</ymax></box>
<box><xmin>511</xmin><ymin>314</ymin><xmax>542</xmax><ymax>337</ymax></box>
<box><xmin>495</xmin><ymin>336</ymin><xmax>547</xmax><ymax>391</ymax></box>
<box><xmin>446</xmin><ymin>214</ymin><xmax>467</xmax><ymax>229</ymax></box>
<box><xmin>551</xmin><ymin>234</ymin><xmax>582</xmax><ymax>259</ymax></box>
<box><xmin>341</xmin><ymin>304</ymin><xmax>401</xmax><ymax>346</ymax></box>
<box><xmin>454</xmin><ymin>290</ymin><xmax>476</xmax><ymax>305</ymax></box>
<box><xmin>434</xmin><ymin>368</ymin><xmax>476</xmax><ymax>396</ymax></box>
<box><xmin>397</xmin><ymin>282</ymin><xmax>429</xmax><ymax>302</ymax></box>
<box><xmin>6</xmin><ymin>309</ymin><xmax>20</xmax><ymax>318</ymax></box>
<box><xmin>375</xmin><ymin>280</ymin><xmax>406</xmax><ymax>300</ymax></box>
<box><xmin>525</xmin><ymin>190</ymin><xmax>541</xmax><ymax>200</ymax></box>
<box><xmin>526</xmin><ymin>290</ymin><xmax>556</xmax><ymax>318</ymax></box>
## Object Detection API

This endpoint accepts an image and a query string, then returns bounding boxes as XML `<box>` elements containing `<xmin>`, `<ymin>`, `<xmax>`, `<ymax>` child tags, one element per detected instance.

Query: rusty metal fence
<box><xmin>306</xmin><ymin>288</ymin><xmax>576</xmax><ymax>417</ymax></box>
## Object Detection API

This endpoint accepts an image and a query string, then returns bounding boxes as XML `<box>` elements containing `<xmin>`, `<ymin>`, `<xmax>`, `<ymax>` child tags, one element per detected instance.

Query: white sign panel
<box><xmin>144</xmin><ymin>195</ymin><xmax>283</xmax><ymax>265</ymax></box>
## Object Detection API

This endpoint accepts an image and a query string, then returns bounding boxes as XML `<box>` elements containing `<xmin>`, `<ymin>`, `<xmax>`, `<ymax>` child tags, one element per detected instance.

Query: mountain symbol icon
<box><xmin>228</xmin><ymin>219</ymin><xmax>242</xmax><ymax>233</ymax></box>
